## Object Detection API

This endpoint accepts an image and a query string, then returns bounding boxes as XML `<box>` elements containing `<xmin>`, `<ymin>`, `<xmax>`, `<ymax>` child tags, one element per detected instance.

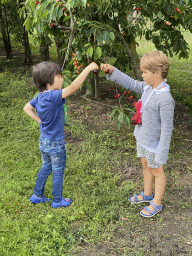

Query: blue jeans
<box><xmin>34</xmin><ymin>135</ymin><xmax>66</xmax><ymax>203</ymax></box>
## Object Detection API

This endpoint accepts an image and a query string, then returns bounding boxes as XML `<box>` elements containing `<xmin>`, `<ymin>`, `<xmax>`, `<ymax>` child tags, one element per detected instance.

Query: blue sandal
<box><xmin>140</xmin><ymin>201</ymin><xmax>163</xmax><ymax>218</ymax></box>
<box><xmin>128</xmin><ymin>191</ymin><xmax>153</xmax><ymax>204</ymax></box>
<box><xmin>51</xmin><ymin>198</ymin><xmax>72</xmax><ymax>208</ymax></box>
<box><xmin>30</xmin><ymin>194</ymin><xmax>52</xmax><ymax>204</ymax></box>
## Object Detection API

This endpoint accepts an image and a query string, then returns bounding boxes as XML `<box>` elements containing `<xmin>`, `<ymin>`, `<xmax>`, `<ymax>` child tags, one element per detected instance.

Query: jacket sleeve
<box><xmin>155</xmin><ymin>97</ymin><xmax>175</xmax><ymax>164</ymax></box>
<box><xmin>107</xmin><ymin>67</ymin><xmax>146</xmax><ymax>95</ymax></box>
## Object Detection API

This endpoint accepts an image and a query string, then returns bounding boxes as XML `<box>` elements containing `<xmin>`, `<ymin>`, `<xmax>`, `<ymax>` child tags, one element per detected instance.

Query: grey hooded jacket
<box><xmin>107</xmin><ymin>67</ymin><xmax>175</xmax><ymax>165</ymax></box>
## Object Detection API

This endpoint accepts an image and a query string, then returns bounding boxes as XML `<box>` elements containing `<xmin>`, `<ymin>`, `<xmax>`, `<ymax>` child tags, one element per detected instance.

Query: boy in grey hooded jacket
<box><xmin>101</xmin><ymin>51</ymin><xmax>174</xmax><ymax>217</ymax></box>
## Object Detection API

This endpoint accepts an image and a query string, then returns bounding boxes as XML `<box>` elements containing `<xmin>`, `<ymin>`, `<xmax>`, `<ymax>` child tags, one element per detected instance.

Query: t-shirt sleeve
<box><xmin>51</xmin><ymin>90</ymin><xmax>64</xmax><ymax>105</ymax></box>
<box><xmin>30</xmin><ymin>97</ymin><xmax>38</xmax><ymax>108</ymax></box>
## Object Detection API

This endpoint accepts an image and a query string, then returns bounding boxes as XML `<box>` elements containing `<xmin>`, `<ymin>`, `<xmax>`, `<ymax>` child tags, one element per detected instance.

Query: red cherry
<box><xmin>118</xmin><ymin>94</ymin><xmax>121</xmax><ymax>97</ymax></box>
<box><xmin>59</xmin><ymin>4</ymin><xmax>62</xmax><ymax>7</ymax></box>
<box><xmin>174</xmin><ymin>8</ymin><xmax>178</xmax><ymax>11</ymax></box>
<box><xmin>50</xmin><ymin>24</ymin><xmax>55</xmax><ymax>28</ymax></box>
<box><xmin>165</xmin><ymin>21</ymin><xmax>171</xmax><ymax>25</ymax></box>
<box><xmin>124</xmin><ymin>91</ymin><xmax>126</xmax><ymax>95</ymax></box>
<box><xmin>94</xmin><ymin>70</ymin><xmax>98</xmax><ymax>74</ymax></box>
<box><xmin>114</xmin><ymin>95</ymin><xmax>118</xmax><ymax>98</ymax></box>
<box><xmin>63</xmin><ymin>8</ymin><xmax>66</xmax><ymax>11</ymax></box>
<box><xmin>36</xmin><ymin>1</ymin><xmax>39</xmax><ymax>4</ymax></box>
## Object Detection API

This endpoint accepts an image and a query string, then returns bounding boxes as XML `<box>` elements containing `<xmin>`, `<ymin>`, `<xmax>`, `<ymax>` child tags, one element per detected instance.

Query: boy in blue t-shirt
<box><xmin>23</xmin><ymin>61</ymin><xmax>98</xmax><ymax>208</ymax></box>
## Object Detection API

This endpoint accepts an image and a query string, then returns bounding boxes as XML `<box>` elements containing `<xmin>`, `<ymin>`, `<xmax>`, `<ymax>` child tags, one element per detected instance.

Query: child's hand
<box><xmin>87</xmin><ymin>62</ymin><xmax>99</xmax><ymax>72</ymax></box>
<box><xmin>100</xmin><ymin>63</ymin><xmax>114</xmax><ymax>74</ymax></box>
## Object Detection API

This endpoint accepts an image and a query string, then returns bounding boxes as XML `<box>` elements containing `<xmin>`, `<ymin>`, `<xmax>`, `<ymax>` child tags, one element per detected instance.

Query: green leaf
<box><xmin>81</xmin><ymin>0</ymin><xmax>87</xmax><ymax>7</ymax></box>
<box><xmin>24</xmin><ymin>17</ymin><xmax>33</xmax><ymax>32</ymax></box>
<box><xmin>109</xmin><ymin>107</ymin><xmax>120</xmax><ymax>118</ymax></box>
<box><xmin>94</xmin><ymin>47</ymin><xmax>102</xmax><ymax>60</ymax></box>
<box><xmin>84</xmin><ymin>43</ymin><xmax>91</xmax><ymax>47</ymax></box>
<box><xmin>63</xmin><ymin>70</ymin><xmax>72</xmax><ymax>76</ymax></box>
<box><xmin>63</xmin><ymin>16</ymin><xmax>70</xmax><ymax>22</ymax></box>
<box><xmin>87</xmin><ymin>46</ymin><xmax>94</xmax><ymax>57</ymax></box>
<box><xmin>124</xmin><ymin>115</ymin><xmax>131</xmax><ymax>129</ymax></box>
<box><xmin>63</xmin><ymin>76</ymin><xmax>72</xmax><ymax>87</ymax></box>
<box><xmin>96</xmin><ymin>29</ymin><xmax>103</xmax><ymax>44</ymax></box>
<box><xmin>52</xmin><ymin>5</ymin><xmax>59</xmax><ymax>21</ymax></box>
<box><xmin>68</xmin><ymin>0</ymin><xmax>76</xmax><ymax>9</ymax></box>
<box><xmin>33</xmin><ymin>5</ymin><xmax>43</xmax><ymax>25</ymax></box>
<box><xmin>141</xmin><ymin>3</ymin><xmax>147</xmax><ymax>11</ymax></box>
<box><xmin>118</xmin><ymin>111</ymin><xmax>124</xmax><ymax>123</ymax></box>
<box><xmin>174</xmin><ymin>11</ymin><xmax>180</xmax><ymax>20</ymax></box>
<box><xmin>109</xmin><ymin>32</ymin><xmax>115</xmax><ymax>41</ymax></box>
<box><xmin>103</xmin><ymin>31</ymin><xmax>110</xmax><ymax>44</ymax></box>
<box><xmin>58</xmin><ymin>8</ymin><xmax>64</xmax><ymax>20</ymax></box>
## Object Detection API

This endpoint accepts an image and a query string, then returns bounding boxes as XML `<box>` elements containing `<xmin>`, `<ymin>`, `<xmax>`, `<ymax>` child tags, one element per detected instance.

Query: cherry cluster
<box><xmin>72</xmin><ymin>53</ymin><xmax>83</xmax><ymax>74</ymax></box>
<box><xmin>114</xmin><ymin>91</ymin><xmax>133</xmax><ymax>100</ymax></box>
<box><xmin>135</xmin><ymin>6</ymin><xmax>141</xmax><ymax>14</ymax></box>
<box><xmin>174</xmin><ymin>8</ymin><xmax>181</xmax><ymax>14</ymax></box>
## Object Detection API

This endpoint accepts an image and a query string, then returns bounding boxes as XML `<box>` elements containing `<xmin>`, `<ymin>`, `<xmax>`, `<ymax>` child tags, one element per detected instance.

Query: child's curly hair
<box><xmin>32</xmin><ymin>61</ymin><xmax>62</xmax><ymax>91</ymax></box>
<box><xmin>140</xmin><ymin>51</ymin><xmax>170</xmax><ymax>79</ymax></box>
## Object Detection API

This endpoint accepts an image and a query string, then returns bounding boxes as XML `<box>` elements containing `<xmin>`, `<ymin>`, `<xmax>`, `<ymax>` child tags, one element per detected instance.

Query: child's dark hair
<box><xmin>32</xmin><ymin>61</ymin><xmax>62</xmax><ymax>91</ymax></box>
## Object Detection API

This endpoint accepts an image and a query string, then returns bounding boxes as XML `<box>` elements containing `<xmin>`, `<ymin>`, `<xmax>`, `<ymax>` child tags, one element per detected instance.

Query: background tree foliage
<box><xmin>20</xmin><ymin>0</ymin><xmax>192</xmax><ymax>76</ymax></box>
<box><xmin>1</xmin><ymin>0</ymin><xmax>192</xmax><ymax>97</ymax></box>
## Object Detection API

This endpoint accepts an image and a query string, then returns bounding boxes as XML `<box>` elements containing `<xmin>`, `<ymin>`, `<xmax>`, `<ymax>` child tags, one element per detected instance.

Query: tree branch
<box><xmin>61</xmin><ymin>6</ymin><xmax>75</xmax><ymax>70</ymax></box>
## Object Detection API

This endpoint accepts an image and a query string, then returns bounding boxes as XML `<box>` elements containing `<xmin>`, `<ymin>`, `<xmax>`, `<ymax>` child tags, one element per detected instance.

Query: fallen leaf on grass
<box><xmin>121</xmin><ymin>216</ymin><xmax>128</xmax><ymax>221</ymax></box>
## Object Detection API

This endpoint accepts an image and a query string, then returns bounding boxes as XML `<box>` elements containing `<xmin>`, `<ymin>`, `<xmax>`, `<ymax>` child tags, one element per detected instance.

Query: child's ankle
<box><xmin>144</xmin><ymin>191</ymin><xmax>152</xmax><ymax>197</ymax></box>
<box><xmin>152</xmin><ymin>200</ymin><xmax>162</xmax><ymax>206</ymax></box>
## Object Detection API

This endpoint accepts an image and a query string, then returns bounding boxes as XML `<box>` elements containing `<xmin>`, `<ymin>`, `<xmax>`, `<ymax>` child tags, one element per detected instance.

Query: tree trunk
<box><xmin>22</xmin><ymin>26</ymin><xmax>33</xmax><ymax>63</ymax></box>
<box><xmin>94</xmin><ymin>71</ymin><xmax>99</xmax><ymax>98</ymax></box>
<box><xmin>86</xmin><ymin>54</ymin><xmax>94</xmax><ymax>96</ymax></box>
<box><xmin>40</xmin><ymin>42</ymin><xmax>49</xmax><ymax>61</ymax></box>
<box><xmin>54</xmin><ymin>37</ymin><xmax>64</xmax><ymax>68</ymax></box>
<box><xmin>17</xmin><ymin>1</ymin><xmax>32</xmax><ymax>63</ymax></box>
<box><xmin>115</xmin><ymin>32</ymin><xmax>142</xmax><ymax>80</ymax></box>
<box><xmin>127</xmin><ymin>39</ymin><xmax>142</xmax><ymax>80</ymax></box>
<box><xmin>0</xmin><ymin>5</ymin><xmax>12</xmax><ymax>59</ymax></box>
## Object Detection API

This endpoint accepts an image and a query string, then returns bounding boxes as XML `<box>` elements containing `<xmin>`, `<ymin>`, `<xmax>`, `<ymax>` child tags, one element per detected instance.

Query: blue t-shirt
<box><xmin>30</xmin><ymin>90</ymin><xmax>65</xmax><ymax>141</ymax></box>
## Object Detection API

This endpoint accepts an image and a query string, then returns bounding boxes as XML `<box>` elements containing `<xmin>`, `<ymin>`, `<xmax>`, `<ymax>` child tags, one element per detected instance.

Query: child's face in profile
<box><xmin>51</xmin><ymin>74</ymin><xmax>64</xmax><ymax>90</ymax></box>
<box><xmin>140</xmin><ymin>68</ymin><xmax>157</xmax><ymax>86</ymax></box>
<box><xmin>140</xmin><ymin>65</ymin><xmax>162</xmax><ymax>88</ymax></box>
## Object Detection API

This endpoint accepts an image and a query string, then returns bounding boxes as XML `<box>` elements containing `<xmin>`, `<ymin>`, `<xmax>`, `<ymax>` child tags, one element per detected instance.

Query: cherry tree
<box><xmin>21</xmin><ymin>0</ymin><xmax>192</xmax><ymax>76</ymax></box>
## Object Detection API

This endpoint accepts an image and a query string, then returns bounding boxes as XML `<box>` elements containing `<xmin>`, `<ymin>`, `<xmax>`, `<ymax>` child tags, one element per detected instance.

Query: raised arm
<box><xmin>100</xmin><ymin>63</ymin><xmax>146</xmax><ymax>95</ymax></box>
<box><xmin>62</xmin><ymin>62</ymin><xmax>98</xmax><ymax>98</ymax></box>
<box><xmin>23</xmin><ymin>102</ymin><xmax>41</xmax><ymax>124</ymax></box>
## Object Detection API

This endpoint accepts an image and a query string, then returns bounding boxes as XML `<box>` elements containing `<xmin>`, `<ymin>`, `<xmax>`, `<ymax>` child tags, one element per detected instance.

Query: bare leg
<box><xmin>131</xmin><ymin>158</ymin><xmax>154</xmax><ymax>202</ymax></box>
<box><xmin>140</xmin><ymin>165</ymin><xmax>166</xmax><ymax>215</ymax></box>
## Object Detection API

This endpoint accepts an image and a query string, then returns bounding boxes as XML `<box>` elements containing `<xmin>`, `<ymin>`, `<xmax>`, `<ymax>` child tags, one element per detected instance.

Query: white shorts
<box><xmin>137</xmin><ymin>142</ymin><xmax>162</xmax><ymax>168</ymax></box>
